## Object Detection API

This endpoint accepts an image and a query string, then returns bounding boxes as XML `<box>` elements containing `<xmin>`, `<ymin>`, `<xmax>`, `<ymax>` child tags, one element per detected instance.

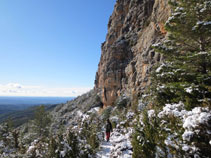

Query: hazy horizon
<box><xmin>0</xmin><ymin>96</ymin><xmax>73</xmax><ymax>106</ymax></box>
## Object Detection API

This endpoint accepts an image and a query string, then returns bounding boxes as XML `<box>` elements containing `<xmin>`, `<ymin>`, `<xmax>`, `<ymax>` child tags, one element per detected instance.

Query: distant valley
<box><xmin>0</xmin><ymin>96</ymin><xmax>73</xmax><ymax>126</ymax></box>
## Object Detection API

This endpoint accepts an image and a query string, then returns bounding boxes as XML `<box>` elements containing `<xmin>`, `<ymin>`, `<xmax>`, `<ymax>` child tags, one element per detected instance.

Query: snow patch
<box><xmin>148</xmin><ymin>110</ymin><xmax>155</xmax><ymax>118</ymax></box>
<box><xmin>185</xmin><ymin>87</ymin><xmax>193</xmax><ymax>93</ymax></box>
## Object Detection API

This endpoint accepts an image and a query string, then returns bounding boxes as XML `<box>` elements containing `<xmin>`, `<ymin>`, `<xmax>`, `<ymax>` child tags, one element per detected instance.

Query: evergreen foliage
<box><xmin>115</xmin><ymin>95</ymin><xmax>129</xmax><ymax>110</ymax></box>
<box><xmin>34</xmin><ymin>105</ymin><xmax>52</xmax><ymax>137</ymax></box>
<box><xmin>47</xmin><ymin>136</ymin><xmax>60</xmax><ymax>158</ymax></box>
<box><xmin>101</xmin><ymin>106</ymin><xmax>113</xmax><ymax>121</ymax></box>
<box><xmin>66</xmin><ymin>130</ymin><xmax>80</xmax><ymax>158</ymax></box>
<box><xmin>47</xmin><ymin>131</ymin><xmax>81</xmax><ymax>158</ymax></box>
<box><xmin>12</xmin><ymin>129</ymin><xmax>19</xmax><ymax>148</ymax></box>
<box><xmin>133</xmin><ymin>0</ymin><xmax>211</xmax><ymax>157</ymax></box>
<box><xmin>152</xmin><ymin>0</ymin><xmax>211</xmax><ymax>110</ymax></box>
<box><xmin>80</xmin><ymin>120</ymin><xmax>100</xmax><ymax>153</ymax></box>
<box><xmin>132</xmin><ymin>110</ymin><xmax>160</xmax><ymax>158</ymax></box>
<box><xmin>0</xmin><ymin>119</ymin><xmax>14</xmax><ymax>146</ymax></box>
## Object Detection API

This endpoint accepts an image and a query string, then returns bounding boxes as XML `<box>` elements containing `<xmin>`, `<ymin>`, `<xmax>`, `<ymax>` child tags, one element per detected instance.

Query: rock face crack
<box><xmin>95</xmin><ymin>0</ymin><xmax>170</xmax><ymax>106</ymax></box>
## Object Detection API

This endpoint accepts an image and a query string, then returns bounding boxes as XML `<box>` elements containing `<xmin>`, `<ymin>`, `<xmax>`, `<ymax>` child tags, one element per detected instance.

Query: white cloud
<box><xmin>0</xmin><ymin>83</ymin><xmax>92</xmax><ymax>97</ymax></box>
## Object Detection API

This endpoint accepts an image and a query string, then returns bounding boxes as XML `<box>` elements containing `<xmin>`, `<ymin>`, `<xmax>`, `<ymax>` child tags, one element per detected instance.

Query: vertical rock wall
<box><xmin>95</xmin><ymin>0</ymin><xmax>170</xmax><ymax>106</ymax></box>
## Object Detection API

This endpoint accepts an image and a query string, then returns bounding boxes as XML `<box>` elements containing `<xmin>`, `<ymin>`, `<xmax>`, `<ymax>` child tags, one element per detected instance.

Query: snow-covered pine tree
<box><xmin>152</xmin><ymin>0</ymin><xmax>211</xmax><ymax>110</ymax></box>
<box><xmin>47</xmin><ymin>136</ymin><xmax>60</xmax><ymax>158</ymax></box>
<box><xmin>132</xmin><ymin>110</ymin><xmax>158</xmax><ymax>158</ymax></box>
<box><xmin>132</xmin><ymin>0</ymin><xmax>211</xmax><ymax>157</ymax></box>
<box><xmin>146</xmin><ymin>0</ymin><xmax>211</xmax><ymax>157</ymax></box>
<box><xmin>65</xmin><ymin>130</ymin><xmax>80</xmax><ymax>158</ymax></box>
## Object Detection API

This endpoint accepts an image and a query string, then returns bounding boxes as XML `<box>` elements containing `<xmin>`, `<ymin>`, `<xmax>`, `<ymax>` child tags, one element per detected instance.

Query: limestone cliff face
<box><xmin>95</xmin><ymin>0</ymin><xmax>170</xmax><ymax>106</ymax></box>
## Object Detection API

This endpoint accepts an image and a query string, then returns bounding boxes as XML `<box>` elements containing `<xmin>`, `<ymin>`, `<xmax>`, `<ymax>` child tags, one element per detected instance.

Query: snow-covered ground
<box><xmin>97</xmin><ymin>141</ymin><xmax>112</xmax><ymax>158</ymax></box>
<box><xmin>96</xmin><ymin>128</ymin><xmax>133</xmax><ymax>158</ymax></box>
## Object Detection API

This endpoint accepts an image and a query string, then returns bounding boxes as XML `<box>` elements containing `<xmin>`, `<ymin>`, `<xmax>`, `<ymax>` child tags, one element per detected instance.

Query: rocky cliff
<box><xmin>95</xmin><ymin>0</ymin><xmax>170</xmax><ymax>106</ymax></box>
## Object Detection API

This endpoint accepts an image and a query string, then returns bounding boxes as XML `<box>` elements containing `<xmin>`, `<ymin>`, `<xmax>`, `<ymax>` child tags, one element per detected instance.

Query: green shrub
<box><xmin>115</xmin><ymin>95</ymin><xmax>129</xmax><ymax>110</ymax></box>
<box><xmin>101</xmin><ymin>106</ymin><xmax>113</xmax><ymax>121</ymax></box>
<box><xmin>132</xmin><ymin>110</ymin><xmax>159</xmax><ymax>158</ymax></box>
<box><xmin>33</xmin><ymin>105</ymin><xmax>52</xmax><ymax>137</ymax></box>
<box><xmin>80</xmin><ymin>120</ymin><xmax>100</xmax><ymax>153</ymax></box>
<box><xmin>66</xmin><ymin>131</ymin><xmax>80</xmax><ymax>158</ymax></box>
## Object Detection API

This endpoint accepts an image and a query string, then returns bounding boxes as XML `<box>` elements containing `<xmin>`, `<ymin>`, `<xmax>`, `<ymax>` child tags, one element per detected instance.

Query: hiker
<box><xmin>105</xmin><ymin>119</ymin><xmax>112</xmax><ymax>142</ymax></box>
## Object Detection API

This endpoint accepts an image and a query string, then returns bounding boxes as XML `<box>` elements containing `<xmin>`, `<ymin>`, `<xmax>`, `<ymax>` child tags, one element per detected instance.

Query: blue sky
<box><xmin>0</xmin><ymin>0</ymin><xmax>116</xmax><ymax>96</ymax></box>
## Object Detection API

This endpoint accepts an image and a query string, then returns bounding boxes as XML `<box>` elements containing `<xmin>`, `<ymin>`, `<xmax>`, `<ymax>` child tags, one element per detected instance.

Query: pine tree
<box><xmin>12</xmin><ymin>129</ymin><xmax>19</xmax><ymax>148</ymax></box>
<box><xmin>0</xmin><ymin>119</ymin><xmax>14</xmax><ymax>144</ymax></box>
<box><xmin>132</xmin><ymin>110</ymin><xmax>159</xmax><ymax>158</ymax></box>
<box><xmin>152</xmin><ymin>0</ymin><xmax>211</xmax><ymax>110</ymax></box>
<box><xmin>66</xmin><ymin>130</ymin><xmax>80</xmax><ymax>158</ymax></box>
<box><xmin>34</xmin><ymin>105</ymin><xmax>52</xmax><ymax>137</ymax></box>
<box><xmin>147</xmin><ymin>0</ymin><xmax>211</xmax><ymax>157</ymax></box>
<box><xmin>47</xmin><ymin>135</ymin><xmax>60</xmax><ymax>158</ymax></box>
<box><xmin>80</xmin><ymin>120</ymin><xmax>100</xmax><ymax>154</ymax></box>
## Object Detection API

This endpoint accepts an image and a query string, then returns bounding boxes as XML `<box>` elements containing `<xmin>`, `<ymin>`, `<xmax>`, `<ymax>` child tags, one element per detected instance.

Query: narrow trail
<box><xmin>96</xmin><ymin>141</ymin><xmax>113</xmax><ymax>158</ymax></box>
<box><xmin>96</xmin><ymin>129</ymin><xmax>133</xmax><ymax>158</ymax></box>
